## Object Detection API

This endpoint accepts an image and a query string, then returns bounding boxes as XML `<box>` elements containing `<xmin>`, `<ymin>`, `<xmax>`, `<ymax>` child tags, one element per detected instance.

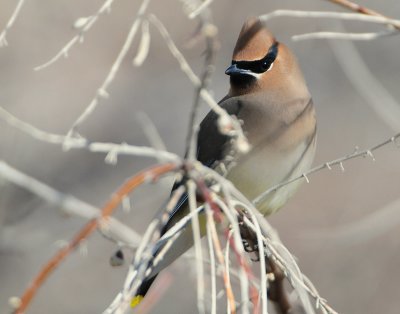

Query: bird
<box><xmin>131</xmin><ymin>16</ymin><xmax>316</xmax><ymax>307</ymax></box>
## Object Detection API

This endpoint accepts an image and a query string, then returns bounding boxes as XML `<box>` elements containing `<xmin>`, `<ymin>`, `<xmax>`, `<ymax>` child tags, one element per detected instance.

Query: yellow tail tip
<box><xmin>131</xmin><ymin>295</ymin><xmax>144</xmax><ymax>308</ymax></box>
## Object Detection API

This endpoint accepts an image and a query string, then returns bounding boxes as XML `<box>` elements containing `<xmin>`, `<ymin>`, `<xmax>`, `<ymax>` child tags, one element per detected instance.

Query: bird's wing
<box><xmin>197</xmin><ymin>96</ymin><xmax>242</xmax><ymax>167</ymax></box>
<box><xmin>162</xmin><ymin>96</ymin><xmax>242</xmax><ymax>232</ymax></box>
<box><xmin>142</xmin><ymin>97</ymin><xmax>241</xmax><ymax>282</ymax></box>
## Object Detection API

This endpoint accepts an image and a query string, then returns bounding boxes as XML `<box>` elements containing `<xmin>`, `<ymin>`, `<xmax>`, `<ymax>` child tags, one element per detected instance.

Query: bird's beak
<box><xmin>225</xmin><ymin>64</ymin><xmax>252</xmax><ymax>76</ymax></box>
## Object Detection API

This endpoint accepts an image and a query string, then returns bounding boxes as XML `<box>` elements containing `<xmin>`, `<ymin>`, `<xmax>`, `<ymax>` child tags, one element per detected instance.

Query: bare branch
<box><xmin>0</xmin><ymin>106</ymin><xmax>179</xmax><ymax>162</ymax></box>
<box><xmin>65</xmin><ymin>0</ymin><xmax>152</xmax><ymax>139</ymax></box>
<box><xmin>293</xmin><ymin>29</ymin><xmax>397</xmax><ymax>41</ymax></box>
<box><xmin>188</xmin><ymin>0</ymin><xmax>214</xmax><ymax>19</ymax></box>
<box><xmin>253</xmin><ymin>133</ymin><xmax>400</xmax><ymax>207</ymax></box>
<box><xmin>148</xmin><ymin>14</ymin><xmax>249</xmax><ymax>154</ymax></box>
<box><xmin>206</xmin><ymin>210</ymin><xmax>218</xmax><ymax>314</ymax></box>
<box><xmin>327</xmin><ymin>21</ymin><xmax>400</xmax><ymax>131</ymax></box>
<box><xmin>34</xmin><ymin>0</ymin><xmax>117</xmax><ymax>70</ymax></box>
<box><xmin>185</xmin><ymin>15</ymin><xmax>219</xmax><ymax>161</ymax></box>
<box><xmin>327</xmin><ymin>0</ymin><xmax>400</xmax><ymax>29</ymax></box>
<box><xmin>136</xmin><ymin>111</ymin><xmax>167</xmax><ymax>152</ymax></box>
<box><xmin>14</xmin><ymin>163</ymin><xmax>178</xmax><ymax>314</ymax></box>
<box><xmin>0</xmin><ymin>0</ymin><xmax>25</xmax><ymax>47</ymax></box>
<box><xmin>132</xmin><ymin>18</ymin><xmax>151</xmax><ymax>66</ymax></box>
<box><xmin>188</xmin><ymin>180</ymin><xmax>206</xmax><ymax>314</ymax></box>
<box><xmin>260</xmin><ymin>9</ymin><xmax>400</xmax><ymax>27</ymax></box>
<box><xmin>0</xmin><ymin>160</ymin><xmax>141</xmax><ymax>248</ymax></box>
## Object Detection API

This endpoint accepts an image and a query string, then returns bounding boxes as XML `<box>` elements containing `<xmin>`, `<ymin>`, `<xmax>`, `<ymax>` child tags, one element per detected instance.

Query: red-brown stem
<box><xmin>196</xmin><ymin>179</ymin><xmax>260</xmax><ymax>312</ymax></box>
<box><xmin>328</xmin><ymin>0</ymin><xmax>400</xmax><ymax>29</ymax></box>
<box><xmin>15</xmin><ymin>162</ymin><xmax>178</xmax><ymax>314</ymax></box>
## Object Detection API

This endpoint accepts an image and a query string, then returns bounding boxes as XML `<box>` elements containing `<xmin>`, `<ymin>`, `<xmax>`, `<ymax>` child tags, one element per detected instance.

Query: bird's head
<box><xmin>226</xmin><ymin>17</ymin><xmax>307</xmax><ymax>98</ymax></box>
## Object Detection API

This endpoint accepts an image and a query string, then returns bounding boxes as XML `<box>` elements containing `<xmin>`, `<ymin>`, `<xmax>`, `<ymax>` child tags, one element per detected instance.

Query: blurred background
<box><xmin>0</xmin><ymin>0</ymin><xmax>399</xmax><ymax>313</ymax></box>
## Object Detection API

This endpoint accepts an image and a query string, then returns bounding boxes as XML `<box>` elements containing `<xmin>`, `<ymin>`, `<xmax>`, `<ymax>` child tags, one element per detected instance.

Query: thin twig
<box><xmin>214</xmin><ymin>191</ymin><xmax>253</xmax><ymax>314</ymax></box>
<box><xmin>206</xmin><ymin>209</ymin><xmax>218</xmax><ymax>314</ymax></box>
<box><xmin>0</xmin><ymin>160</ymin><xmax>141</xmax><ymax>248</ymax></box>
<box><xmin>34</xmin><ymin>0</ymin><xmax>117</xmax><ymax>70</ymax></box>
<box><xmin>293</xmin><ymin>29</ymin><xmax>397</xmax><ymax>41</ymax></box>
<box><xmin>105</xmin><ymin>199</ymin><xmax>203</xmax><ymax>313</ymax></box>
<box><xmin>188</xmin><ymin>0</ymin><xmax>214</xmax><ymax>19</ymax></box>
<box><xmin>14</xmin><ymin>163</ymin><xmax>178</xmax><ymax>314</ymax></box>
<box><xmin>188</xmin><ymin>180</ymin><xmax>206</xmax><ymax>314</ymax></box>
<box><xmin>64</xmin><ymin>0</ymin><xmax>151</xmax><ymax>140</ymax></box>
<box><xmin>132</xmin><ymin>19</ymin><xmax>151</xmax><ymax>66</ymax></box>
<box><xmin>202</xmin><ymin>168</ymin><xmax>337</xmax><ymax>314</ymax></box>
<box><xmin>327</xmin><ymin>21</ymin><xmax>400</xmax><ymax>131</ymax></box>
<box><xmin>0</xmin><ymin>106</ymin><xmax>179</xmax><ymax>162</ymax></box>
<box><xmin>148</xmin><ymin>15</ymin><xmax>249</xmax><ymax>151</ymax></box>
<box><xmin>209</xmin><ymin>208</ymin><xmax>236</xmax><ymax>314</ymax></box>
<box><xmin>253</xmin><ymin>132</ymin><xmax>400</xmax><ymax>206</ymax></box>
<box><xmin>224</xmin><ymin>229</ymin><xmax>234</xmax><ymax>314</ymax></box>
<box><xmin>327</xmin><ymin>0</ymin><xmax>400</xmax><ymax>29</ymax></box>
<box><xmin>185</xmin><ymin>16</ymin><xmax>219</xmax><ymax>161</ymax></box>
<box><xmin>136</xmin><ymin>111</ymin><xmax>167</xmax><ymax>151</ymax></box>
<box><xmin>0</xmin><ymin>0</ymin><xmax>25</xmax><ymax>47</ymax></box>
<box><xmin>260</xmin><ymin>10</ymin><xmax>400</xmax><ymax>27</ymax></box>
<box><xmin>199</xmin><ymin>183</ymin><xmax>253</xmax><ymax>313</ymax></box>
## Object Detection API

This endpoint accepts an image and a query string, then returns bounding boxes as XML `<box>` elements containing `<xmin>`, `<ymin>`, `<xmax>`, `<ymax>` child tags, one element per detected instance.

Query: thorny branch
<box><xmin>253</xmin><ymin>133</ymin><xmax>400</xmax><ymax>207</ymax></box>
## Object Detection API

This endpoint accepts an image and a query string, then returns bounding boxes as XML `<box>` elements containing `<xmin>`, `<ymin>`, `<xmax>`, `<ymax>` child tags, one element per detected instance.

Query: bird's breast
<box><xmin>223</xmin><ymin>96</ymin><xmax>317</xmax><ymax>215</ymax></box>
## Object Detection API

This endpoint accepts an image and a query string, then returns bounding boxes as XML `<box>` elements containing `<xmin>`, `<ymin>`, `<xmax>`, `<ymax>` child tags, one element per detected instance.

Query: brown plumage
<box><xmin>133</xmin><ymin>17</ymin><xmax>316</xmax><ymax>302</ymax></box>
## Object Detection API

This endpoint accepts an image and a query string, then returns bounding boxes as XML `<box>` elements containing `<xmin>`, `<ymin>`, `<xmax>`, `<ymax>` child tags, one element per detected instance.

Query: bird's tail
<box><xmin>130</xmin><ymin>192</ymin><xmax>205</xmax><ymax>308</ymax></box>
<box><xmin>131</xmin><ymin>275</ymin><xmax>158</xmax><ymax>308</ymax></box>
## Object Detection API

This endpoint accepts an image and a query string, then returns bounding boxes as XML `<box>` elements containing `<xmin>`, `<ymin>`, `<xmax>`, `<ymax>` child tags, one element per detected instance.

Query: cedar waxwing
<box><xmin>131</xmin><ymin>17</ymin><xmax>316</xmax><ymax>307</ymax></box>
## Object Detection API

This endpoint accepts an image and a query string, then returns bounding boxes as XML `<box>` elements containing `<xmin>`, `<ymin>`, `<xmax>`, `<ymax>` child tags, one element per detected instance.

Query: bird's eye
<box><xmin>261</xmin><ymin>60</ymin><xmax>273</xmax><ymax>72</ymax></box>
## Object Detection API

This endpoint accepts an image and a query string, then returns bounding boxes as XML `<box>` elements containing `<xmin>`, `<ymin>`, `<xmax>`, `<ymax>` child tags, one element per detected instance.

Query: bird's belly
<box><xmin>226</xmin><ymin>137</ymin><xmax>316</xmax><ymax>215</ymax></box>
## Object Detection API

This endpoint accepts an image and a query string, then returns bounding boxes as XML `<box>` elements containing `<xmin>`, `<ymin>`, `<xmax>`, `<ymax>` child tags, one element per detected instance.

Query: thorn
<box><xmin>79</xmin><ymin>240</ymin><xmax>89</xmax><ymax>256</ymax></box>
<box><xmin>216</xmin><ymin>289</ymin><xmax>225</xmax><ymax>299</ymax></box>
<box><xmin>8</xmin><ymin>296</ymin><xmax>21</xmax><ymax>310</ymax></box>
<box><xmin>325</xmin><ymin>162</ymin><xmax>332</xmax><ymax>170</ymax></box>
<box><xmin>105</xmin><ymin>148</ymin><xmax>118</xmax><ymax>165</ymax></box>
<box><xmin>122</xmin><ymin>196</ymin><xmax>131</xmax><ymax>213</ymax></box>
<box><xmin>54</xmin><ymin>239</ymin><xmax>69</xmax><ymax>249</ymax></box>
<box><xmin>266</xmin><ymin>272</ymin><xmax>275</xmax><ymax>281</ymax></box>
<box><xmin>143</xmin><ymin>171</ymin><xmax>155</xmax><ymax>184</ymax></box>
<box><xmin>236</xmin><ymin>137</ymin><xmax>251</xmax><ymax>154</ymax></box>
<box><xmin>73</xmin><ymin>16</ymin><xmax>91</xmax><ymax>29</ymax></box>
<box><xmin>202</xmin><ymin>23</ymin><xmax>218</xmax><ymax>38</ymax></box>
<box><xmin>339</xmin><ymin>162</ymin><xmax>345</xmax><ymax>172</ymax></box>
<box><xmin>366</xmin><ymin>150</ymin><xmax>376</xmax><ymax>161</ymax></box>
<box><xmin>97</xmin><ymin>88</ymin><xmax>110</xmax><ymax>99</ymax></box>
<box><xmin>302</xmin><ymin>173</ymin><xmax>310</xmax><ymax>183</ymax></box>
<box><xmin>217</xmin><ymin>115</ymin><xmax>233</xmax><ymax>135</ymax></box>
<box><xmin>392</xmin><ymin>136</ymin><xmax>400</xmax><ymax>148</ymax></box>
<box><xmin>98</xmin><ymin>217</ymin><xmax>111</xmax><ymax>232</ymax></box>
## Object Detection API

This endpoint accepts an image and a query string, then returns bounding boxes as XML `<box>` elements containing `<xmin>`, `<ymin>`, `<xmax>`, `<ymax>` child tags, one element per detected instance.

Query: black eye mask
<box><xmin>232</xmin><ymin>41</ymin><xmax>279</xmax><ymax>74</ymax></box>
